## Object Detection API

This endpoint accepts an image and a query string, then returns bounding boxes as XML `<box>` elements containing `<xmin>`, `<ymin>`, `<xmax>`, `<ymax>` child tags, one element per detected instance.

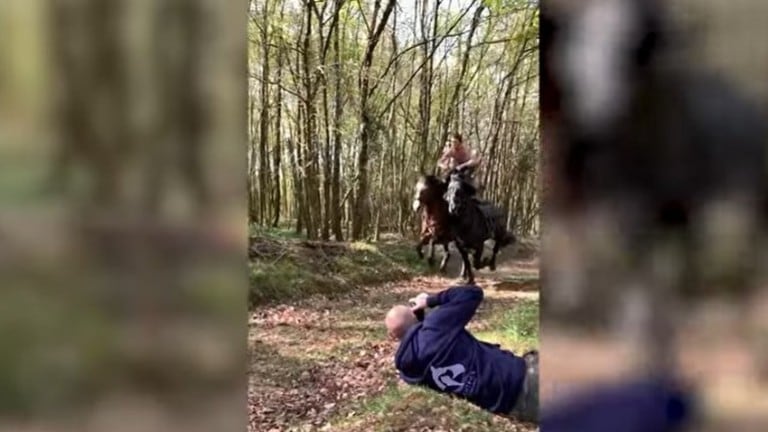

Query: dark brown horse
<box><xmin>412</xmin><ymin>174</ymin><xmax>453</xmax><ymax>272</ymax></box>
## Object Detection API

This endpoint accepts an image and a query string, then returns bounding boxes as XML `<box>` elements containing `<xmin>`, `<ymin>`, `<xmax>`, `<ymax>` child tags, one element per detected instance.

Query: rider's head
<box><xmin>447</xmin><ymin>132</ymin><xmax>464</xmax><ymax>150</ymax></box>
<box><xmin>385</xmin><ymin>305</ymin><xmax>418</xmax><ymax>340</ymax></box>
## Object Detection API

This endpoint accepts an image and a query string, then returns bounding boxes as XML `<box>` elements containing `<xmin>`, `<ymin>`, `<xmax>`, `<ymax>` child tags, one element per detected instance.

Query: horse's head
<box><xmin>413</xmin><ymin>174</ymin><xmax>445</xmax><ymax>212</ymax></box>
<box><xmin>445</xmin><ymin>173</ymin><xmax>475</xmax><ymax>216</ymax></box>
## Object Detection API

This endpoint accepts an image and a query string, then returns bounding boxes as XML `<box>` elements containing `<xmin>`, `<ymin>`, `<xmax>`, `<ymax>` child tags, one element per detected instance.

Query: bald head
<box><xmin>385</xmin><ymin>305</ymin><xmax>418</xmax><ymax>340</ymax></box>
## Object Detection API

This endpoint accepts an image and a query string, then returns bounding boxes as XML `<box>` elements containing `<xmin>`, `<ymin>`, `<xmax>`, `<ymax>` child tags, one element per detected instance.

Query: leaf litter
<box><xmin>249</xmin><ymin>257</ymin><xmax>539</xmax><ymax>431</ymax></box>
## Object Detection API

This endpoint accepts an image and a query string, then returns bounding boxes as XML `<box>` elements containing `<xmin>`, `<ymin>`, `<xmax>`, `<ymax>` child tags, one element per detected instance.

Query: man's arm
<box><xmin>420</xmin><ymin>285</ymin><xmax>484</xmax><ymax>331</ymax></box>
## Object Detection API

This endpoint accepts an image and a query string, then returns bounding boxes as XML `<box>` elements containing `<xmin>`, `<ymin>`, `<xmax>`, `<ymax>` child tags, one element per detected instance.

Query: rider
<box><xmin>437</xmin><ymin>133</ymin><xmax>481</xmax><ymax>190</ymax></box>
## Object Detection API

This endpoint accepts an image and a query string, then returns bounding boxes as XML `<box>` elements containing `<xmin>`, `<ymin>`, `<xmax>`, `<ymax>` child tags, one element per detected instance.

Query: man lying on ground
<box><xmin>384</xmin><ymin>284</ymin><xmax>539</xmax><ymax>423</ymax></box>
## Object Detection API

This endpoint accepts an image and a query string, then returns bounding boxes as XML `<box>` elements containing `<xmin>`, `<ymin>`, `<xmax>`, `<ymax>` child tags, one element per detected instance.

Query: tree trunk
<box><xmin>351</xmin><ymin>0</ymin><xmax>396</xmax><ymax>240</ymax></box>
<box><xmin>416</xmin><ymin>0</ymin><xmax>436</xmax><ymax>172</ymax></box>
<box><xmin>258</xmin><ymin>0</ymin><xmax>271</xmax><ymax>225</ymax></box>
<box><xmin>331</xmin><ymin>0</ymin><xmax>345</xmax><ymax>240</ymax></box>
<box><xmin>271</xmin><ymin>13</ymin><xmax>284</xmax><ymax>227</ymax></box>
<box><xmin>301</xmin><ymin>1</ymin><xmax>322</xmax><ymax>240</ymax></box>
<box><xmin>248</xmin><ymin>89</ymin><xmax>259</xmax><ymax>224</ymax></box>
<box><xmin>50</xmin><ymin>0</ymin><xmax>128</xmax><ymax>210</ymax></box>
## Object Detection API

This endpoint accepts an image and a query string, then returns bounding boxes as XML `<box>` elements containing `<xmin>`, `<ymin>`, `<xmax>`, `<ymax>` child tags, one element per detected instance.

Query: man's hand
<box><xmin>409</xmin><ymin>293</ymin><xmax>429</xmax><ymax>312</ymax></box>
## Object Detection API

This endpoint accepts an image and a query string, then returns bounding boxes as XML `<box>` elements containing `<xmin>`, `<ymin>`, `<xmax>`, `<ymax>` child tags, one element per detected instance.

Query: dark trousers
<box><xmin>508</xmin><ymin>350</ymin><xmax>539</xmax><ymax>423</ymax></box>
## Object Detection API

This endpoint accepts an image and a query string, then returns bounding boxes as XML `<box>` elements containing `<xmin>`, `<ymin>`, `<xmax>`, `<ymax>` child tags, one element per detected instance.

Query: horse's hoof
<box><xmin>439</xmin><ymin>266</ymin><xmax>447</xmax><ymax>273</ymax></box>
<box><xmin>489</xmin><ymin>263</ymin><xmax>496</xmax><ymax>271</ymax></box>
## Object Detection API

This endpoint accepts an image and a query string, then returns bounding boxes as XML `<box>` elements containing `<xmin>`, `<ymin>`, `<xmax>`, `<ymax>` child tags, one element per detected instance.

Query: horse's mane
<box><xmin>447</xmin><ymin>173</ymin><xmax>476</xmax><ymax>195</ymax></box>
<box><xmin>419</xmin><ymin>174</ymin><xmax>446</xmax><ymax>190</ymax></box>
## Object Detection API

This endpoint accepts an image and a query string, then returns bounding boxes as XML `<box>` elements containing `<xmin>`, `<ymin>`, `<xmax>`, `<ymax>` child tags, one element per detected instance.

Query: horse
<box><xmin>444</xmin><ymin>170</ymin><xmax>516</xmax><ymax>283</ymax></box>
<box><xmin>412</xmin><ymin>174</ymin><xmax>453</xmax><ymax>273</ymax></box>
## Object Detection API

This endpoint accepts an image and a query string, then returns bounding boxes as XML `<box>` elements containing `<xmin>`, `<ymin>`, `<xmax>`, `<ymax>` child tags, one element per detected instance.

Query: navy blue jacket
<box><xmin>394</xmin><ymin>285</ymin><xmax>527</xmax><ymax>414</ymax></box>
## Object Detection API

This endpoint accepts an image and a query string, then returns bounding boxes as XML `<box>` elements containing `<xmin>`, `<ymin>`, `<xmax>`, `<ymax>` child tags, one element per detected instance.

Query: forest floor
<box><xmin>249</xmin><ymin>231</ymin><xmax>540</xmax><ymax>432</ymax></box>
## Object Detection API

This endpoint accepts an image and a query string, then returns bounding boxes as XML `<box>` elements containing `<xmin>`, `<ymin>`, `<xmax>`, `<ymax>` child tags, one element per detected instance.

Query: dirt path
<box><xmin>248</xmin><ymin>246</ymin><xmax>539</xmax><ymax>432</ymax></box>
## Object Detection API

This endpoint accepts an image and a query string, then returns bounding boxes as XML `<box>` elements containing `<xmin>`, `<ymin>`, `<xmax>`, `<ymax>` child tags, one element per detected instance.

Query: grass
<box><xmin>249</xmin><ymin>225</ymin><xmax>429</xmax><ymax>307</ymax></box>
<box><xmin>474</xmin><ymin>299</ymin><xmax>539</xmax><ymax>353</ymax></box>
<box><xmin>248</xmin><ymin>224</ymin><xmax>303</xmax><ymax>240</ymax></box>
<box><xmin>329</xmin><ymin>384</ymin><xmax>504</xmax><ymax>431</ymax></box>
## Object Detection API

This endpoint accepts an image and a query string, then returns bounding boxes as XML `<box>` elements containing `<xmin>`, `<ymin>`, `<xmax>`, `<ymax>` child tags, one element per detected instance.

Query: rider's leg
<box><xmin>465</xmin><ymin>166</ymin><xmax>482</xmax><ymax>198</ymax></box>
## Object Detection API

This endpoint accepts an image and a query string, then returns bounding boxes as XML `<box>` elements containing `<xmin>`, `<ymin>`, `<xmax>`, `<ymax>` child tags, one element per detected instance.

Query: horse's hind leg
<box><xmin>439</xmin><ymin>242</ymin><xmax>450</xmax><ymax>273</ymax></box>
<box><xmin>489</xmin><ymin>240</ymin><xmax>501</xmax><ymax>271</ymax></box>
<box><xmin>489</xmin><ymin>223</ymin><xmax>513</xmax><ymax>271</ymax></box>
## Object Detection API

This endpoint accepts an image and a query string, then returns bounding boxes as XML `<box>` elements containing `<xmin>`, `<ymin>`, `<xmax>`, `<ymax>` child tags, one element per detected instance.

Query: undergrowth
<box><xmin>249</xmin><ymin>226</ymin><xmax>429</xmax><ymax>307</ymax></box>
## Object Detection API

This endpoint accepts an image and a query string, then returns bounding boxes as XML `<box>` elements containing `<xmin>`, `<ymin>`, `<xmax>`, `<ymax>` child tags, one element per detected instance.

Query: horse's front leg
<box><xmin>473</xmin><ymin>247</ymin><xmax>485</xmax><ymax>270</ymax></box>
<box><xmin>415</xmin><ymin>235</ymin><xmax>429</xmax><ymax>260</ymax></box>
<box><xmin>438</xmin><ymin>242</ymin><xmax>450</xmax><ymax>273</ymax></box>
<box><xmin>457</xmin><ymin>244</ymin><xmax>474</xmax><ymax>283</ymax></box>
<box><xmin>427</xmin><ymin>238</ymin><xmax>436</xmax><ymax>267</ymax></box>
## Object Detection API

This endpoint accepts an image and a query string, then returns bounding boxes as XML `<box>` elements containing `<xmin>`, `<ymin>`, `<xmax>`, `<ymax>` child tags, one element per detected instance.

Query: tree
<box><xmin>248</xmin><ymin>0</ymin><xmax>541</xmax><ymax>240</ymax></box>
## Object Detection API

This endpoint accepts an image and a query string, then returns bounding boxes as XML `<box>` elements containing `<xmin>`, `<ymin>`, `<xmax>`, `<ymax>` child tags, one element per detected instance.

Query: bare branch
<box><xmin>249</xmin><ymin>74</ymin><xmax>307</xmax><ymax>102</ymax></box>
<box><xmin>364</xmin><ymin>0</ymin><xmax>396</xmax><ymax>66</ymax></box>
<box><xmin>370</xmin><ymin>30</ymin><xmax>469</xmax><ymax>93</ymax></box>
<box><xmin>356</xmin><ymin>0</ymin><xmax>372</xmax><ymax>34</ymax></box>
<box><xmin>375</xmin><ymin>0</ymin><xmax>480</xmax><ymax>113</ymax></box>
<box><xmin>469</xmin><ymin>38</ymin><xmax>513</xmax><ymax>48</ymax></box>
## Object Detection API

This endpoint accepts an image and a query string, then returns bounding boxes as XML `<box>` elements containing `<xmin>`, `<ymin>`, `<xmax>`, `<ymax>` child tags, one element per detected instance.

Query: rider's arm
<box><xmin>437</xmin><ymin>147</ymin><xmax>453</xmax><ymax>169</ymax></box>
<box><xmin>458</xmin><ymin>148</ymin><xmax>481</xmax><ymax>169</ymax></box>
<box><xmin>421</xmin><ymin>285</ymin><xmax>483</xmax><ymax>331</ymax></box>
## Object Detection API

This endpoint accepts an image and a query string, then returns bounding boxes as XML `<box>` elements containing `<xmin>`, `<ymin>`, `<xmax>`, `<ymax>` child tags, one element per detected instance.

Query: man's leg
<box><xmin>509</xmin><ymin>350</ymin><xmax>539</xmax><ymax>423</ymax></box>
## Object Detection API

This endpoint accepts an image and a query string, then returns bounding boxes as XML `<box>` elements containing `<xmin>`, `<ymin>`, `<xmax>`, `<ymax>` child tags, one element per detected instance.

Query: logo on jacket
<box><xmin>430</xmin><ymin>364</ymin><xmax>466</xmax><ymax>391</ymax></box>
